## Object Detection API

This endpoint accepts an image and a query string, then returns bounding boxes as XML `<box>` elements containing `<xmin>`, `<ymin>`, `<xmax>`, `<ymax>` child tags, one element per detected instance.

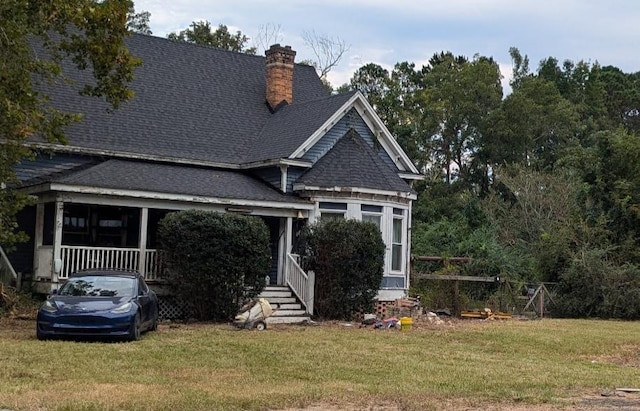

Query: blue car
<box><xmin>37</xmin><ymin>270</ymin><xmax>159</xmax><ymax>341</ymax></box>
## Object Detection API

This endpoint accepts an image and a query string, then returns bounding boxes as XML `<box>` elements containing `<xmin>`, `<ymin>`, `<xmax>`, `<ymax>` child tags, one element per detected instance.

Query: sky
<box><xmin>133</xmin><ymin>0</ymin><xmax>640</xmax><ymax>92</ymax></box>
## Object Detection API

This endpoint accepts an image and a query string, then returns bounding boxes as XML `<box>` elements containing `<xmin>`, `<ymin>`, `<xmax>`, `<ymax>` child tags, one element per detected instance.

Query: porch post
<box><xmin>138</xmin><ymin>207</ymin><xmax>149</xmax><ymax>277</ymax></box>
<box><xmin>284</xmin><ymin>216</ymin><xmax>293</xmax><ymax>283</ymax></box>
<box><xmin>52</xmin><ymin>201</ymin><xmax>64</xmax><ymax>284</ymax></box>
<box><xmin>33</xmin><ymin>203</ymin><xmax>44</xmax><ymax>274</ymax></box>
<box><xmin>277</xmin><ymin>219</ymin><xmax>286</xmax><ymax>285</ymax></box>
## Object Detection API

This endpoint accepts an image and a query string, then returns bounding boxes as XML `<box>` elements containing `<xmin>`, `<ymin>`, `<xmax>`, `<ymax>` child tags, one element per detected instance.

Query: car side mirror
<box><xmin>51</xmin><ymin>289</ymin><xmax>58</xmax><ymax>295</ymax></box>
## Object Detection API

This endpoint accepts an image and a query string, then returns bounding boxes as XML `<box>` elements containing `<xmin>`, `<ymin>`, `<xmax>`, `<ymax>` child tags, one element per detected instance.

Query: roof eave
<box><xmin>24</xmin><ymin>142</ymin><xmax>241</xmax><ymax>170</ymax></box>
<box><xmin>37</xmin><ymin>183</ymin><xmax>316</xmax><ymax>210</ymax></box>
<box><xmin>399</xmin><ymin>172</ymin><xmax>424</xmax><ymax>181</ymax></box>
<box><xmin>240</xmin><ymin>158</ymin><xmax>313</xmax><ymax>169</ymax></box>
<box><xmin>292</xmin><ymin>184</ymin><xmax>417</xmax><ymax>200</ymax></box>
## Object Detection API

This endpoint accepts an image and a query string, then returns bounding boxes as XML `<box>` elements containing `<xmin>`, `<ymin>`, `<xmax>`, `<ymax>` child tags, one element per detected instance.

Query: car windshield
<box><xmin>58</xmin><ymin>276</ymin><xmax>136</xmax><ymax>297</ymax></box>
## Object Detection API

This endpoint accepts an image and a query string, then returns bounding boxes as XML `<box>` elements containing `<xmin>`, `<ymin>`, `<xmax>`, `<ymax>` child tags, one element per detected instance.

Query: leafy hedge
<box><xmin>299</xmin><ymin>219</ymin><xmax>385</xmax><ymax>320</ymax></box>
<box><xmin>157</xmin><ymin>210</ymin><xmax>271</xmax><ymax>321</ymax></box>
<box><xmin>553</xmin><ymin>250</ymin><xmax>640</xmax><ymax>319</ymax></box>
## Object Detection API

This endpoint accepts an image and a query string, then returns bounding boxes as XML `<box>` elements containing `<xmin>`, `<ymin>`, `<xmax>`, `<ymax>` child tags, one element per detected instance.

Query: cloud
<box><xmin>134</xmin><ymin>0</ymin><xmax>640</xmax><ymax>84</ymax></box>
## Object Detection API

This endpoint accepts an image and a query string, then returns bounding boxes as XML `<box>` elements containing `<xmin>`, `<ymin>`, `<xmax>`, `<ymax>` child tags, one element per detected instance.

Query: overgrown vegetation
<box><xmin>343</xmin><ymin>49</ymin><xmax>640</xmax><ymax>319</ymax></box>
<box><xmin>298</xmin><ymin>219</ymin><xmax>385</xmax><ymax>320</ymax></box>
<box><xmin>0</xmin><ymin>285</ymin><xmax>40</xmax><ymax>319</ymax></box>
<box><xmin>157</xmin><ymin>210</ymin><xmax>271</xmax><ymax>321</ymax></box>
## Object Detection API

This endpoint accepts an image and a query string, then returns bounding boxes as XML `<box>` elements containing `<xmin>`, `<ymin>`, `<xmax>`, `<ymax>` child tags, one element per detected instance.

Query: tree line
<box><xmin>338</xmin><ymin>49</ymin><xmax>640</xmax><ymax>318</ymax></box>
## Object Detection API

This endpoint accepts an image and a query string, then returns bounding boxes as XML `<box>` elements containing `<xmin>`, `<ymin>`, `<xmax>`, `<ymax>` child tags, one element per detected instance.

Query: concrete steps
<box><xmin>259</xmin><ymin>285</ymin><xmax>310</xmax><ymax>325</ymax></box>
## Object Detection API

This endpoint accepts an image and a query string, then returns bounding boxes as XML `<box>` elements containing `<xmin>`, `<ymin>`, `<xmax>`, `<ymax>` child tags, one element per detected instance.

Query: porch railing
<box><xmin>144</xmin><ymin>249</ymin><xmax>164</xmax><ymax>280</ymax></box>
<box><xmin>60</xmin><ymin>246</ymin><xmax>140</xmax><ymax>279</ymax></box>
<box><xmin>59</xmin><ymin>246</ymin><xmax>165</xmax><ymax>280</ymax></box>
<box><xmin>285</xmin><ymin>253</ymin><xmax>314</xmax><ymax>315</ymax></box>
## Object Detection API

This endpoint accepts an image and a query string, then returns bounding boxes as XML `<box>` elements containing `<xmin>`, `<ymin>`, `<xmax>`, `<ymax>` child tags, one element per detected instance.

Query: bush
<box><xmin>157</xmin><ymin>210</ymin><xmax>271</xmax><ymax>321</ymax></box>
<box><xmin>300</xmin><ymin>219</ymin><xmax>385</xmax><ymax>320</ymax></box>
<box><xmin>554</xmin><ymin>249</ymin><xmax>640</xmax><ymax>319</ymax></box>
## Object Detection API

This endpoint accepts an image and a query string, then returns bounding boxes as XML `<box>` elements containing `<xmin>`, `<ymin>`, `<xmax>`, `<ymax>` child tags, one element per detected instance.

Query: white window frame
<box><xmin>391</xmin><ymin>209</ymin><xmax>405</xmax><ymax>273</ymax></box>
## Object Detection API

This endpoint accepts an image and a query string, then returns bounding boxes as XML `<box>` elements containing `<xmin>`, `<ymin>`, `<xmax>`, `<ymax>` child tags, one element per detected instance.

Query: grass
<box><xmin>0</xmin><ymin>317</ymin><xmax>638</xmax><ymax>410</ymax></box>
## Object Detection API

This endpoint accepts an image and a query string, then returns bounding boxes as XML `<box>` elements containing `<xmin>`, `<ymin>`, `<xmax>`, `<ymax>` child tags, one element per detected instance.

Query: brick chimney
<box><xmin>265</xmin><ymin>44</ymin><xmax>296</xmax><ymax>110</ymax></box>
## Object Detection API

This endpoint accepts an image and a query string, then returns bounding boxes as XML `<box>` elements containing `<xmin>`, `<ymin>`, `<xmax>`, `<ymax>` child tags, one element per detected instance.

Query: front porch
<box><xmin>25</xmin><ymin>196</ymin><xmax>316</xmax><ymax>316</ymax></box>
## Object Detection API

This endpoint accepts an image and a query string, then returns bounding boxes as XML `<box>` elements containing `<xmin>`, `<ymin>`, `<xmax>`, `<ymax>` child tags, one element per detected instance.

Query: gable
<box><xmin>294</xmin><ymin>129</ymin><xmax>415</xmax><ymax>196</ymax></box>
<box><xmin>288</xmin><ymin>92</ymin><xmax>420</xmax><ymax>176</ymax></box>
<box><xmin>299</xmin><ymin>108</ymin><xmax>397</xmax><ymax>169</ymax></box>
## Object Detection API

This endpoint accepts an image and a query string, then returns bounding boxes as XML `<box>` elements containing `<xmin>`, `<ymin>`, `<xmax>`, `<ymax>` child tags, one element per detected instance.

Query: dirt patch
<box><xmin>277</xmin><ymin>393</ymin><xmax>640</xmax><ymax>411</ymax></box>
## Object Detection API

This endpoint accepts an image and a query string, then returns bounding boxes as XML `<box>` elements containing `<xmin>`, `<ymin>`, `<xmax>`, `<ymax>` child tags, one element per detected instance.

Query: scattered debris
<box><xmin>395</xmin><ymin>297</ymin><xmax>420</xmax><ymax>309</ymax></box>
<box><xmin>425</xmin><ymin>311</ymin><xmax>445</xmax><ymax>325</ymax></box>
<box><xmin>461</xmin><ymin>308</ymin><xmax>512</xmax><ymax>320</ymax></box>
<box><xmin>434</xmin><ymin>308</ymin><xmax>451</xmax><ymax>317</ymax></box>
<box><xmin>371</xmin><ymin>317</ymin><xmax>400</xmax><ymax>330</ymax></box>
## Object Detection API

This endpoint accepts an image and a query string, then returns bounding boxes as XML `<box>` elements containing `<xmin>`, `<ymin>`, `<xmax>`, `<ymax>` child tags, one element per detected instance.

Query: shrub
<box><xmin>300</xmin><ymin>219</ymin><xmax>385</xmax><ymax>320</ymax></box>
<box><xmin>553</xmin><ymin>249</ymin><xmax>640</xmax><ymax>319</ymax></box>
<box><xmin>157</xmin><ymin>210</ymin><xmax>271</xmax><ymax>321</ymax></box>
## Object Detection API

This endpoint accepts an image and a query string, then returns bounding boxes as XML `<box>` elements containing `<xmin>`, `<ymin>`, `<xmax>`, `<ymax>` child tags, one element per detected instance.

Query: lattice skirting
<box><xmin>158</xmin><ymin>296</ymin><xmax>191</xmax><ymax>320</ymax></box>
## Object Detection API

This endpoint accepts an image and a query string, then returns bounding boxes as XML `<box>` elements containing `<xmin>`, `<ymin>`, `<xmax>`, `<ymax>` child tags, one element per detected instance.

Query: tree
<box><xmin>167</xmin><ymin>21</ymin><xmax>256</xmax><ymax>54</ymax></box>
<box><xmin>301</xmin><ymin>30</ymin><xmax>349</xmax><ymax>81</ymax></box>
<box><xmin>252</xmin><ymin>23</ymin><xmax>283</xmax><ymax>54</ymax></box>
<box><xmin>420</xmin><ymin>52</ymin><xmax>503</xmax><ymax>185</ymax></box>
<box><xmin>127</xmin><ymin>6</ymin><xmax>152</xmax><ymax>35</ymax></box>
<box><xmin>487</xmin><ymin>74</ymin><xmax>579</xmax><ymax>170</ymax></box>
<box><xmin>0</xmin><ymin>0</ymin><xmax>139</xmax><ymax>249</ymax></box>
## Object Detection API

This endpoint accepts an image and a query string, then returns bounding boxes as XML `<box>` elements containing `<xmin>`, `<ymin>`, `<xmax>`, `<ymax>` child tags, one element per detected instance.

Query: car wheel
<box><xmin>36</xmin><ymin>328</ymin><xmax>47</xmax><ymax>341</ymax></box>
<box><xmin>255</xmin><ymin>321</ymin><xmax>266</xmax><ymax>331</ymax></box>
<box><xmin>129</xmin><ymin>312</ymin><xmax>141</xmax><ymax>341</ymax></box>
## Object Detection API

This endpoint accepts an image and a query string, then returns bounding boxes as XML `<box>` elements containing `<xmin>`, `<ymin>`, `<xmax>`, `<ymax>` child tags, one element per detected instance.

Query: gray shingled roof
<box><xmin>41</xmin><ymin>34</ymin><xmax>330</xmax><ymax>164</ymax></box>
<box><xmin>14</xmin><ymin>154</ymin><xmax>98</xmax><ymax>187</ymax></box>
<box><xmin>54</xmin><ymin>159</ymin><xmax>307</xmax><ymax>203</ymax></box>
<box><xmin>244</xmin><ymin>91</ymin><xmax>356</xmax><ymax>163</ymax></box>
<box><xmin>295</xmin><ymin>130</ymin><xmax>415</xmax><ymax>194</ymax></box>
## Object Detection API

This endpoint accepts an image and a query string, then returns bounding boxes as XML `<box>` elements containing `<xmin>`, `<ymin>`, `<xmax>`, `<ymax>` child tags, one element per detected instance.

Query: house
<box><xmin>7</xmin><ymin>35</ymin><xmax>421</xmax><ymax>316</ymax></box>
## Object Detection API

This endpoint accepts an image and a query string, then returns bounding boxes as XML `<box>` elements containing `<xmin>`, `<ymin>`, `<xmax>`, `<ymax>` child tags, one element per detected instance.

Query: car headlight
<box><xmin>40</xmin><ymin>300</ymin><xmax>58</xmax><ymax>313</ymax></box>
<box><xmin>111</xmin><ymin>302</ymin><xmax>134</xmax><ymax>314</ymax></box>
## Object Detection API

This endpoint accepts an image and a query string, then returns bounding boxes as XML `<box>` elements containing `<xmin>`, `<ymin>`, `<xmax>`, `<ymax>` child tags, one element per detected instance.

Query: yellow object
<box><xmin>400</xmin><ymin>317</ymin><xmax>413</xmax><ymax>331</ymax></box>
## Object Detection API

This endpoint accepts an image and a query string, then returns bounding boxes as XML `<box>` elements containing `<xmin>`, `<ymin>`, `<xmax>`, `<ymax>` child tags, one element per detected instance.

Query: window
<box><xmin>361</xmin><ymin>205</ymin><xmax>382</xmax><ymax>229</ymax></box>
<box><xmin>319</xmin><ymin>202</ymin><xmax>347</xmax><ymax>220</ymax></box>
<box><xmin>391</xmin><ymin>208</ymin><xmax>404</xmax><ymax>271</ymax></box>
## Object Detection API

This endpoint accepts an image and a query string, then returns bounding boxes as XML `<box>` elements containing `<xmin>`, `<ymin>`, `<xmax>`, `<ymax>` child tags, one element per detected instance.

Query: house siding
<box><xmin>301</xmin><ymin>108</ymin><xmax>396</xmax><ymax>169</ymax></box>
<box><xmin>286</xmin><ymin>168</ymin><xmax>305</xmax><ymax>194</ymax></box>
<box><xmin>253</xmin><ymin>168</ymin><xmax>282</xmax><ymax>191</ymax></box>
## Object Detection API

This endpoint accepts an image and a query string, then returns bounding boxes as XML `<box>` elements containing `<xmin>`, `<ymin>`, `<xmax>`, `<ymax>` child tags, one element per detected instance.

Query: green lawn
<box><xmin>0</xmin><ymin>318</ymin><xmax>638</xmax><ymax>410</ymax></box>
